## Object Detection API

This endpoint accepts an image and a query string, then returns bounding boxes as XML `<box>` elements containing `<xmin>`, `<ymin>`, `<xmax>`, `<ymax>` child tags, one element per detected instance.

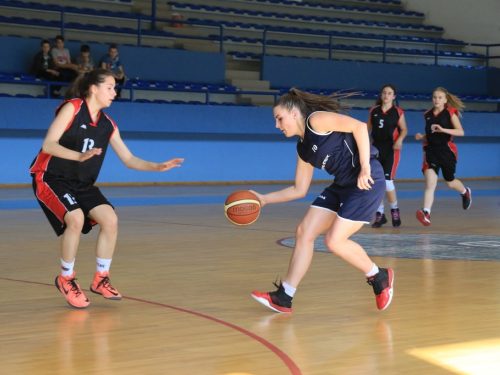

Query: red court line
<box><xmin>0</xmin><ymin>277</ymin><xmax>302</xmax><ymax>375</ymax></box>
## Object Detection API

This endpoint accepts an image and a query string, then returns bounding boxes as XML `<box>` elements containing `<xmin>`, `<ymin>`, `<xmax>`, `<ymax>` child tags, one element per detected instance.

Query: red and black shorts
<box><xmin>32</xmin><ymin>172</ymin><xmax>113</xmax><ymax>236</ymax></box>
<box><xmin>422</xmin><ymin>143</ymin><xmax>458</xmax><ymax>182</ymax></box>
<box><xmin>373</xmin><ymin>141</ymin><xmax>400</xmax><ymax>181</ymax></box>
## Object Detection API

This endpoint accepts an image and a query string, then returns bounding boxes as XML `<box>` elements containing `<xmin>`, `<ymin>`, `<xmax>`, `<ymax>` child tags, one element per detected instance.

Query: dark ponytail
<box><xmin>375</xmin><ymin>84</ymin><xmax>398</xmax><ymax>106</ymax></box>
<box><xmin>274</xmin><ymin>88</ymin><xmax>356</xmax><ymax>118</ymax></box>
<box><xmin>65</xmin><ymin>68</ymin><xmax>115</xmax><ymax>100</ymax></box>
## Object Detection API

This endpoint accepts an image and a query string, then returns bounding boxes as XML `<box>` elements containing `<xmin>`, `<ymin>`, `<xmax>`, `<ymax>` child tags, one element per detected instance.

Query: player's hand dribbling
<box><xmin>248</xmin><ymin>190</ymin><xmax>266</xmax><ymax>207</ymax></box>
<box><xmin>79</xmin><ymin>148</ymin><xmax>102</xmax><ymax>162</ymax></box>
<box><xmin>357</xmin><ymin>166</ymin><xmax>373</xmax><ymax>190</ymax></box>
<box><xmin>156</xmin><ymin>158</ymin><xmax>184</xmax><ymax>171</ymax></box>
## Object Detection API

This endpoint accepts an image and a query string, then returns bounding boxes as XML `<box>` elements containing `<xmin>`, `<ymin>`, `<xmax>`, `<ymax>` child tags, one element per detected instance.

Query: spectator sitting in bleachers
<box><xmin>100</xmin><ymin>44</ymin><xmax>125</xmax><ymax>98</ymax></box>
<box><xmin>32</xmin><ymin>39</ymin><xmax>62</xmax><ymax>98</ymax></box>
<box><xmin>76</xmin><ymin>44</ymin><xmax>94</xmax><ymax>74</ymax></box>
<box><xmin>51</xmin><ymin>35</ymin><xmax>79</xmax><ymax>83</ymax></box>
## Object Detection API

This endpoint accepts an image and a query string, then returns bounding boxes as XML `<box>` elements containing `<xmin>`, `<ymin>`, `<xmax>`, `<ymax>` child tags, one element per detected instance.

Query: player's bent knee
<box><xmin>385</xmin><ymin>180</ymin><xmax>395</xmax><ymax>192</ymax></box>
<box><xmin>64</xmin><ymin>210</ymin><xmax>85</xmax><ymax>232</ymax></box>
<box><xmin>324</xmin><ymin>235</ymin><xmax>342</xmax><ymax>256</ymax></box>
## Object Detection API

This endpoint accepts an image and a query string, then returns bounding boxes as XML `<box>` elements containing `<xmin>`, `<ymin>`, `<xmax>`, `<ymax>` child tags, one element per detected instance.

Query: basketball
<box><xmin>224</xmin><ymin>190</ymin><xmax>261</xmax><ymax>226</ymax></box>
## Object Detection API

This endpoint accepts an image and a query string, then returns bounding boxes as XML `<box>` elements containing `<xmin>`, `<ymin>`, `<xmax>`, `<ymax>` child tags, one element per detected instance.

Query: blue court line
<box><xmin>2</xmin><ymin>189</ymin><xmax>499</xmax><ymax>210</ymax></box>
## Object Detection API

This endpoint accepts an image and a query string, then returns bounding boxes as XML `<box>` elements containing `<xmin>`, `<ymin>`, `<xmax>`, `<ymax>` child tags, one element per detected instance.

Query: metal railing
<box><xmin>1</xmin><ymin>0</ymin><xmax>500</xmax><ymax>66</ymax></box>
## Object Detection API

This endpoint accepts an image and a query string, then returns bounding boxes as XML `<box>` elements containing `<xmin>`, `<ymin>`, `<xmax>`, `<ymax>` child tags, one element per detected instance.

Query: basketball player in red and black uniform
<box><xmin>367</xmin><ymin>84</ymin><xmax>407</xmax><ymax>228</ymax></box>
<box><xmin>30</xmin><ymin>69</ymin><xmax>183</xmax><ymax>308</ymax></box>
<box><xmin>415</xmin><ymin>87</ymin><xmax>471</xmax><ymax>226</ymax></box>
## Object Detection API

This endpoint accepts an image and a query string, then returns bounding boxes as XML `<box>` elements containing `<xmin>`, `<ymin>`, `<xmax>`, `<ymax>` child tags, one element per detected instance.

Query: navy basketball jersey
<box><xmin>30</xmin><ymin>98</ymin><xmax>117</xmax><ymax>184</ymax></box>
<box><xmin>369</xmin><ymin>105</ymin><xmax>404</xmax><ymax>143</ymax></box>
<box><xmin>424</xmin><ymin>106</ymin><xmax>459</xmax><ymax>146</ymax></box>
<box><xmin>296</xmin><ymin>111</ymin><xmax>379</xmax><ymax>187</ymax></box>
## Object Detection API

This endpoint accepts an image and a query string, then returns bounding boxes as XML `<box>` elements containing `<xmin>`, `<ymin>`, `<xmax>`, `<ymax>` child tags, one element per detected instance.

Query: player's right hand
<box><xmin>79</xmin><ymin>148</ymin><xmax>102</xmax><ymax>162</ymax></box>
<box><xmin>248</xmin><ymin>190</ymin><xmax>266</xmax><ymax>207</ymax></box>
<box><xmin>415</xmin><ymin>133</ymin><xmax>424</xmax><ymax>140</ymax></box>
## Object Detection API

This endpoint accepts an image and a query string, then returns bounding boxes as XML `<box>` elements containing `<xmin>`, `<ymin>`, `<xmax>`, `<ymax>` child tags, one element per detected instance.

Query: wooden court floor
<box><xmin>1</xmin><ymin>179</ymin><xmax>500</xmax><ymax>375</ymax></box>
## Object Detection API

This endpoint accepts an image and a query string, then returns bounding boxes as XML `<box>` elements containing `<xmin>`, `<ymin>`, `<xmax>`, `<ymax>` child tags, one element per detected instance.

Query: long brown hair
<box><xmin>65</xmin><ymin>68</ymin><xmax>115</xmax><ymax>100</ymax></box>
<box><xmin>273</xmin><ymin>88</ymin><xmax>356</xmax><ymax>118</ymax></box>
<box><xmin>375</xmin><ymin>84</ymin><xmax>397</xmax><ymax>106</ymax></box>
<box><xmin>434</xmin><ymin>87</ymin><xmax>465</xmax><ymax>117</ymax></box>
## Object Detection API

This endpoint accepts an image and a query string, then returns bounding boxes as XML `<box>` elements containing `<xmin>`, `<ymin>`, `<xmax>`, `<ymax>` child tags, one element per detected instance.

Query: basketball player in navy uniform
<box><xmin>30</xmin><ymin>69</ymin><xmax>184</xmax><ymax>308</ymax></box>
<box><xmin>415</xmin><ymin>87</ymin><xmax>471</xmax><ymax>226</ymax></box>
<box><xmin>367</xmin><ymin>84</ymin><xmax>407</xmax><ymax>228</ymax></box>
<box><xmin>250</xmin><ymin>88</ymin><xmax>394</xmax><ymax>313</ymax></box>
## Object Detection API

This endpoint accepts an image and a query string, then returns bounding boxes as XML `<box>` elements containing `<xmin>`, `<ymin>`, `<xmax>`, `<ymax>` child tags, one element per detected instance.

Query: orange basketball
<box><xmin>224</xmin><ymin>190</ymin><xmax>261</xmax><ymax>226</ymax></box>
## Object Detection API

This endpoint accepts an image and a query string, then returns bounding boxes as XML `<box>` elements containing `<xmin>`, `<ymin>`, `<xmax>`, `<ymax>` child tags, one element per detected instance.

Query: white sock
<box><xmin>61</xmin><ymin>258</ymin><xmax>75</xmax><ymax>277</ymax></box>
<box><xmin>461</xmin><ymin>188</ymin><xmax>467</xmax><ymax>195</ymax></box>
<box><xmin>390</xmin><ymin>201</ymin><xmax>398</xmax><ymax>210</ymax></box>
<box><xmin>282</xmin><ymin>281</ymin><xmax>296</xmax><ymax>297</ymax></box>
<box><xmin>365</xmin><ymin>263</ymin><xmax>379</xmax><ymax>278</ymax></box>
<box><xmin>424</xmin><ymin>208</ymin><xmax>431</xmax><ymax>214</ymax></box>
<box><xmin>96</xmin><ymin>257</ymin><xmax>112</xmax><ymax>273</ymax></box>
<box><xmin>377</xmin><ymin>205</ymin><xmax>384</xmax><ymax>214</ymax></box>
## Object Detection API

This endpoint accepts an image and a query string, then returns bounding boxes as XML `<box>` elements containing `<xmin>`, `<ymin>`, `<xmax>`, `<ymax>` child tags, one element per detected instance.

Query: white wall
<box><xmin>404</xmin><ymin>0</ymin><xmax>500</xmax><ymax>67</ymax></box>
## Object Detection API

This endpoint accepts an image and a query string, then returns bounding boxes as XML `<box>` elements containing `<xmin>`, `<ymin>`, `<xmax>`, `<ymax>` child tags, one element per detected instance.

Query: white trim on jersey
<box><xmin>306</xmin><ymin>111</ymin><xmax>332</xmax><ymax>136</ymax></box>
<box><xmin>343</xmin><ymin>140</ymin><xmax>355</xmax><ymax>167</ymax></box>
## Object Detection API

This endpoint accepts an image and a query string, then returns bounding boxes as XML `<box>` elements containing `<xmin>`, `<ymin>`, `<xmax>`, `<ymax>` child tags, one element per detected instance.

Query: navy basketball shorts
<box><xmin>373</xmin><ymin>141</ymin><xmax>400</xmax><ymax>181</ymax></box>
<box><xmin>422</xmin><ymin>144</ymin><xmax>458</xmax><ymax>182</ymax></box>
<box><xmin>32</xmin><ymin>172</ymin><xmax>113</xmax><ymax>236</ymax></box>
<box><xmin>311</xmin><ymin>158</ymin><xmax>385</xmax><ymax>223</ymax></box>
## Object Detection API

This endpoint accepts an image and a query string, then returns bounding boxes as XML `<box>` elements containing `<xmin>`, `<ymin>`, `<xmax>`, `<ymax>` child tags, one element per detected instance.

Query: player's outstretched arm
<box><xmin>250</xmin><ymin>155</ymin><xmax>313</xmax><ymax>207</ymax></box>
<box><xmin>110</xmin><ymin>128</ymin><xmax>184</xmax><ymax>171</ymax></box>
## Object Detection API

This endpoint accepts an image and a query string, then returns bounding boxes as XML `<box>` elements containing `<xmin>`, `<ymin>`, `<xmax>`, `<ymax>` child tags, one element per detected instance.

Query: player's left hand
<box><xmin>156</xmin><ymin>158</ymin><xmax>184</xmax><ymax>171</ymax></box>
<box><xmin>393</xmin><ymin>140</ymin><xmax>403</xmax><ymax>150</ymax></box>
<box><xmin>357</xmin><ymin>167</ymin><xmax>373</xmax><ymax>190</ymax></box>
<box><xmin>431</xmin><ymin>124</ymin><xmax>443</xmax><ymax>133</ymax></box>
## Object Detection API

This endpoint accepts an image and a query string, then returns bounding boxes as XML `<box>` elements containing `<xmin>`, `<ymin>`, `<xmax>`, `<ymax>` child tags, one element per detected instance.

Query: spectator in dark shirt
<box><xmin>32</xmin><ymin>39</ymin><xmax>62</xmax><ymax>98</ymax></box>
<box><xmin>100</xmin><ymin>44</ymin><xmax>126</xmax><ymax>98</ymax></box>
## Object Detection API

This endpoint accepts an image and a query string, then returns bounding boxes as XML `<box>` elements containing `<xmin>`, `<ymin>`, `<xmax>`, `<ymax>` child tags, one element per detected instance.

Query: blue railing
<box><xmin>1</xmin><ymin>0</ymin><xmax>500</xmax><ymax>68</ymax></box>
<box><xmin>261</xmin><ymin>28</ymin><xmax>500</xmax><ymax>66</ymax></box>
<box><xmin>0</xmin><ymin>79</ymin><xmax>281</xmax><ymax>104</ymax></box>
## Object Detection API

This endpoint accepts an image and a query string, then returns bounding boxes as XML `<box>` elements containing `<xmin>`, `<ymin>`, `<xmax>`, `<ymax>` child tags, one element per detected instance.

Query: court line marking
<box><xmin>0</xmin><ymin>277</ymin><xmax>302</xmax><ymax>375</ymax></box>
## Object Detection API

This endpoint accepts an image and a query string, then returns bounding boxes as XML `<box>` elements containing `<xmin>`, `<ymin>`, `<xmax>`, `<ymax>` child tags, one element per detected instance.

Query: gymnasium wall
<box><xmin>1</xmin><ymin>97</ymin><xmax>499</xmax><ymax>185</ymax></box>
<box><xmin>261</xmin><ymin>56</ymin><xmax>494</xmax><ymax>96</ymax></box>
<box><xmin>0</xmin><ymin>35</ymin><xmax>226</xmax><ymax>84</ymax></box>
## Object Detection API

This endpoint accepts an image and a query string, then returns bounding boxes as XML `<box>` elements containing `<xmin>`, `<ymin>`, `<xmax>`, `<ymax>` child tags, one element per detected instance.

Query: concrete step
<box><xmin>225</xmin><ymin>70</ymin><xmax>260</xmax><ymax>80</ymax></box>
<box><xmin>225</xmin><ymin>59</ymin><xmax>261</xmax><ymax>72</ymax></box>
<box><xmin>227</xmin><ymin>79</ymin><xmax>270</xmax><ymax>90</ymax></box>
<box><xmin>237</xmin><ymin>93</ymin><xmax>276</xmax><ymax>107</ymax></box>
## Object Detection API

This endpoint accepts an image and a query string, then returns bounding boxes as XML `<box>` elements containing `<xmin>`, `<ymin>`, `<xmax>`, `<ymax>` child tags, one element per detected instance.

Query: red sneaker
<box><xmin>367</xmin><ymin>268</ymin><xmax>394</xmax><ymax>310</ymax></box>
<box><xmin>462</xmin><ymin>187</ymin><xmax>472</xmax><ymax>210</ymax></box>
<box><xmin>55</xmin><ymin>272</ymin><xmax>90</xmax><ymax>309</ymax></box>
<box><xmin>251</xmin><ymin>282</ymin><xmax>292</xmax><ymax>313</ymax></box>
<box><xmin>416</xmin><ymin>209</ymin><xmax>431</xmax><ymax>226</ymax></box>
<box><xmin>90</xmin><ymin>271</ymin><xmax>122</xmax><ymax>300</ymax></box>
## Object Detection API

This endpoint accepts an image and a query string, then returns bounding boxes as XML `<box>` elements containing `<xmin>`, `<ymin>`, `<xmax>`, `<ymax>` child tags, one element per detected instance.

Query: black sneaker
<box><xmin>366</xmin><ymin>268</ymin><xmax>394</xmax><ymax>310</ymax></box>
<box><xmin>391</xmin><ymin>208</ymin><xmax>401</xmax><ymax>227</ymax></box>
<box><xmin>462</xmin><ymin>187</ymin><xmax>472</xmax><ymax>210</ymax></box>
<box><xmin>251</xmin><ymin>281</ymin><xmax>293</xmax><ymax>313</ymax></box>
<box><xmin>371</xmin><ymin>212</ymin><xmax>387</xmax><ymax>228</ymax></box>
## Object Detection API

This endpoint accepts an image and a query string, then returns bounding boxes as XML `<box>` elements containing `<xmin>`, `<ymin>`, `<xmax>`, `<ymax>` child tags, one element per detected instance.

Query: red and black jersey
<box><xmin>369</xmin><ymin>105</ymin><xmax>404</xmax><ymax>143</ymax></box>
<box><xmin>424</xmin><ymin>106</ymin><xmax>458</xmax><ymax>147</ymax></box>
<box><xmin>30</xmin><ymin>98</ymin><xmax>117</xmax><ymax>184</ymax></box>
